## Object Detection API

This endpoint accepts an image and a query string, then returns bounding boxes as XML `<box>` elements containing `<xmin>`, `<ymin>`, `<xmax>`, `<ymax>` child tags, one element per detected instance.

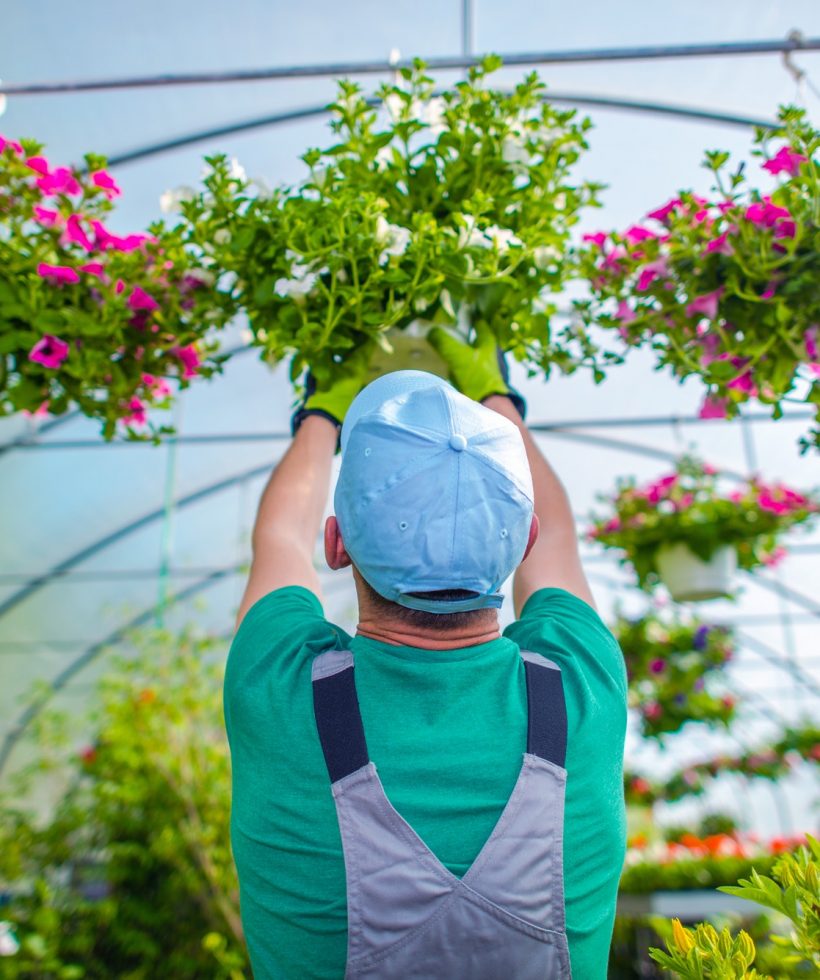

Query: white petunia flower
<box><xmin>532</xmin><ymin>245</ymin><xmax>561</xmax><ymax>269</ymax></box>
<box><xmin>484</xmin><ymin>225</ymin><xmax>522</xmax><ymax>252</ymax></box>
<box><xmin>419</xmin><ymin>97</ymin><xmax>446</xmax><ymax>136</ymax></box>
<box><xmin>274</xmin><ymin>273</ymin><xmax>319</xmax><ymax>300</ymax></box>
<box><xmin>501</xmin><ymin>135</ymin><xmax>531</xmax><ymax>170</ymax></box>
<box><xmin>554</xmin><ymin>192</ymin><xmax>567</xmax><ymax>210</ymax></box>
<box><xmin>375</xmin><ymin>145</ymin><xmax>394</xmax><ymax>171</ymax></box>
<box><xmin>375</xmin><ymin>216</ymin><xmax>411</xmax><ymax>264</ymax></box>
<box><xmin>384</xmin><ymin>93</ymin><xmax>405</xmax><ymax>121</ymax></box>
<box><xmin>228</xmin><ymin>157</ymin><xmax>247</xmax><ymax>182</ymax></box>
<box><xmin>159</xmin><ymin>185</ymin><xmax>195</xmax><ymax>214</ymax></box>
<box><xmin>457</xmin><ymin>215</ymin><xmax>489</xmax><ymax>250</ymax></box>
<box><xmin>532</xmin><ymin>290</ymin><xmax>552</xmax><ymax>315</ymax></box>
<box><xmin>0</xmin><ymin>922</ymin><xmax>20</xmax><ymax>956</ymax></box>
<box><xmin>213</xmin><ymin>228</ymin><xmax>231</xmax><ymax>245</ymax></box>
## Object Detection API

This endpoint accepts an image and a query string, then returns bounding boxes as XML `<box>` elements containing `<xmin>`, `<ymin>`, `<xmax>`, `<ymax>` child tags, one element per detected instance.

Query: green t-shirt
<box><xmin>224</xmin><ymin>586</ymin><xmax>626</xmax><ymax>980</ymax></box>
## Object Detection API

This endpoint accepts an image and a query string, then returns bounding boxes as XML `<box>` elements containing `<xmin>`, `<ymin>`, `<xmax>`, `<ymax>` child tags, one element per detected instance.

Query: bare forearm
<box><xmin>483</xmin><ymin>395</ymin><xmax>595</xmax><ymax>613</ymax></box>
<box><xmin>252</xmin><ymin>415</ymin><xmax>338</xmax><ymax>554</ymax></box>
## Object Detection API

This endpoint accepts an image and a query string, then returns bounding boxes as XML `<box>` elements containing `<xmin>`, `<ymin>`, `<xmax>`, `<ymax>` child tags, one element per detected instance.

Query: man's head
<box><xmin>326</xmin><ymin>371</ymin><xmax>536</xmax><ymax>621</ymax></box>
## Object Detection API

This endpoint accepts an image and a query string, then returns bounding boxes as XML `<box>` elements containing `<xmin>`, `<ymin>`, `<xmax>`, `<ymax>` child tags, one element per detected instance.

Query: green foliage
<box><xmin>648</xmin><ymin>837</ymin><xmax>820</xmax><ymax>977</ymax></box>
<box><xmin>574</xmin><ymin>105</ymin><xmax>820</xmax><ymax>453</ymax></box>
<box><xmin>0</xmin><ymin>141</ymin><xmax>233</xmax><ymax>439</ymax></box>
<box><xmin>0</xmin><ymin>628</ymin><xmax>248</xmax><ymax>979</ymax></box>
<box><xmin>616</xmin><ymin>611</ymin><xmax>735</xmax><ymax>738</ymax></box>
<box><xmin>589</xmin><ymin>456</ymin><xmax>819</xmax><ymax>591</ymax></box>
<box><xmin>176</xmin><ymin>57</ymin><xmax>603</xmax><ymax>391</ymax></box>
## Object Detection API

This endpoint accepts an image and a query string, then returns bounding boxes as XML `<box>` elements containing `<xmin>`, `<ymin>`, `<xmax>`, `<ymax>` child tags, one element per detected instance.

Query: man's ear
<box><xmin>522</xmin><ymin>514</ymin><xmax>540</xmax><ymax>562</ymax></box>
<box><xmin>325</xmin><ymin>515</ymin><xmax>352</xmax><ymax>570</ymax></box>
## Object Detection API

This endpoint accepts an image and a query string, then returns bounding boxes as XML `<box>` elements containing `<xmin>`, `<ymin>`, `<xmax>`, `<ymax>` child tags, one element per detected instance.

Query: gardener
<box><xmin>225</xmin><ymin>329</ymin><xmax>627</xmax><ymax>979</ymax></box>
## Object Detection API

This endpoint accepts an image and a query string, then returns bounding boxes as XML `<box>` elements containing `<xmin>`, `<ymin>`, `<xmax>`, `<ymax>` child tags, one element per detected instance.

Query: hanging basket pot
<box><xmin>367</xmin><ymin>318</ymin><xmax>450</xmax><ymax>382</ymax></box>
<box><xmin>655</xmin><ymin>542</ymin><xmax>738</xmax><ymax>602</ymax></box>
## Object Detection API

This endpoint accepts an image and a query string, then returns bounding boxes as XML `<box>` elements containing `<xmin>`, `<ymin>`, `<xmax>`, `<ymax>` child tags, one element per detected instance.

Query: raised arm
<box><xmin>483</xmin><ymin>395</ymin><xmax>596</xmax><ymax>615</ymax></box>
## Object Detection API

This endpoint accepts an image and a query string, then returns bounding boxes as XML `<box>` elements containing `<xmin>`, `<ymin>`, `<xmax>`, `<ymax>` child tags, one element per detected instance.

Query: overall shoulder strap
<box><xmin>311</xmin><ymin>650</ymin><xmax>370</xmax><ymax>783</ymax></box>
<box><xmin>519</xmin><ymin>651</ymin><xmax>568</xmax><ymax>768</ymax></box>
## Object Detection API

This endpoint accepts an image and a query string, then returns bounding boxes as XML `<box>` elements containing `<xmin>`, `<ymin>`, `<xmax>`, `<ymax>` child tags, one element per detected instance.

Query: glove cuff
<box><xmin>480</xmin><ymin>386</ymin><xmax>527</xmax><ymax>420</ymax></box>
<box><xmin>291</xmin><ymin>406</ymin><xmax>342</xmax><ymax>438</ymax></box>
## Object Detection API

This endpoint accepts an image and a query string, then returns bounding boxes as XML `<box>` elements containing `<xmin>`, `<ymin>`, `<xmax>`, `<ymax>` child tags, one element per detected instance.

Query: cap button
<box><xmin>449</xmin><ymin>433</ymin><xmax>467</xmax><ymax>452</ymax></box>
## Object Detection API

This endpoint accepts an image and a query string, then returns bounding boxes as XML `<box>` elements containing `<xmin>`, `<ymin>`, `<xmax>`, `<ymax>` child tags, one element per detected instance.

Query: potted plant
<box><xmin>176</xmin><ymin>57</ymin><xmax>604</xmax><ymax>394</ymax></box>
<box><xmin>0</xmin><ymin>137</ymin><xmax>232</xmax><ymax>438</ymax></box>
<box><xmin>573</xmin><ymin>106</ymin><xmax>820</xmax><ymax>454</ymax></box>
<box><xmin>615</xmin><ymin>611</ymin><xmax>736</xmax><ymax>738</ymax></box>
<box><xmin>588</xmin><ymin>457</ymin><xmax>819</xmax><ymax>600</ymax></box>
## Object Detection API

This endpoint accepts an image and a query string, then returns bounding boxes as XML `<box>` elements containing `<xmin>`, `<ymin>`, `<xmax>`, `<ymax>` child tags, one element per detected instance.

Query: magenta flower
<box><xmin>773</xmin><ymin>219</ymin><xmax>796</xmax><ymax>239</ymax></box>
<box><xmin>91</xmin><ymin>169</ymin><xmax>121</xmax><ymax>199</ymax></box>
<box><xmin>726</xmin><ymin>370</ymin><xmax>757</xmax><ymax>396</ymax></box>
<box><xmin>64</xmin><ymin>214</ymin><xmax>94</xmax><ymax>252</ymax></box>
<box><xmin>745</xmin><ymin>197</ymin><xmax>791</xmax><ymax>228</ymax></box>
<box><xmin>80</xmin><ymin>261</ymin><xmax>106</xmax><ymax>278</ymax></box>
<box><xmin>615</xmin><ymin>300</ymin><xmax>637</xmax><ymax>323</ymax></box>
<box><xmin>698</xmin><ymin>395</ymin><xmax>729</xmax><ymax>419</ymax></box>
<box><xmin>29</xmin><ymin>334</ymin><xmax>69</xmax><ymax>369</ymax></box>
<box><xmin>704</xmin><ymin>231</ymin><xmax>734</xmax><ymax>256</ymax></box>
<box><xmin>33</xmin><ymin>205</ymin><xmax>60</xmax><ymax>226</ymax></box>
<box><xmin>698</xmin><ymin>331</ymin><xmax>721</xmax><ymax>367</ymax></box>
<box><xmin>127</xmin><ymin>286</ymin><xmax>160</xmax><ymax>312</ymax></box>
<box><xmin>685</xmin><ymin>287</ymin><xmax>724</xmax><ymax>321</ymax></box>
<box><xmin>0</xmin><ymin>135</ymin><xmax>23</xmax><ymax>155</ymax></box>
<box><xmin>173</xmin><ymin>343</ymin><xmax>202</xmax><ymax>379</ymax></box>
<box><xmin>757</xmin><ymin>492</ymin><xmax>789</xmax><ymax>516</ymax></box>
<box><xmin>582</xmin><ymin>232</ymin><xmax>607</xmax><ymax>248</ymax></box>
<box><xmin>26</xmin><ymin>156</ymin><xmax>50</xmax><ymax>176</ymax></box>
<box><xmin>761</xmin><ymin>282</ymin><xmax>778</xmax><ymax>300</ymax></box>
<box><xmin>90</xmin><ymin>220</ymin><xmax>148</xmax><ymax>252</ymax></box>
<box><xmin>805</xmin><ymin>326</ymin><xmax>819</xmax><ymax>361</ymax></box>
<box><xmin>122</xmin><ymin>397</ymin><xmax>147</xmax><ymax>427</ymax></box>
<box><xmin>37</xmin><ymin>262</ymin><xmax>80</xmax><ymax>285</ymax></box>
<box><xmin>649</xmin><ymin>658</ymin><xmax>666</xmax><ymax>675</ymax></box>
<box><xmin>646</xmin><ymin>198</ymin><xmax>681</xmax><ymax>223</ymax></box>
<box><xmin>624</xmin><ymin>224</ymin><xmax>656</xmax><ymax>245</ymax></box>
<box><xmin>37</xmin><ymin>166</ymin><xmax>81</xmax><ymax>196</ymax></box>
<box><xmin>645</xmin><ymin>474</ymin><xmax>678</xmax><ymax>504</ymax></box>
<box><xmin>643</xmin><ymin>702</ymin><xmax>663</xmax><ymax>721</ymax></box>
<box><xmin>636</xmin><ymin>258</ymin><xmax>668</xmax><ymax>292</ymax></box>
<box><xmin>762</xmin><ymin>146</ymin><xmax>807</xmax><ymax>177</ymax></box>
<box><xmin>142</xmin><ymin>373</ymin><xmax>173</xmax><ymax>399</ymax></box>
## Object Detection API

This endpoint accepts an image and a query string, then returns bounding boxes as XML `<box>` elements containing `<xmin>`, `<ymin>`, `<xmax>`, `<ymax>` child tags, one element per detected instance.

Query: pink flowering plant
<box><xmin>615</xmin><ymin>611</ymin><xmax>736</xmax><ymax>738</ymax></box>
<box><xmin>573</xmin><ymin>106</ymin><xmax>820</xmax><ymax>453</ymax></box>
<box><xmin>176</xmin><ymin>57</ymin><xmax>603</xmax><ymax>392</ymax></box>
<box><xmin>589</xmin><ymin>456</ymin><xmax>819</xmax><ymax>590</ymax></box>
<box><xmin>0</xmin><ymin>137</ymin><xmax>229</xmax><ymax>438</ymax></box>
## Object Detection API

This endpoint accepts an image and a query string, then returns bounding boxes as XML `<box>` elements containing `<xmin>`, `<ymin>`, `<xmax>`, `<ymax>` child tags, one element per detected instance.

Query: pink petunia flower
<box><xmin>624</xmin><ymin>224</ymin><xmax>656</xmax><ymax>245</ymax></box>
<box><xmin>726</xmin><ymin>370</ymin><xmax>757</xmax><ymax>396</ymax></box>
<box><xmin>615</xmin><ymin>300</ymin><xmax>637</xmax><ymax>323</ymax></box>
<box><xmin>761</xmin><ymin>282</ymin><xmax>778</xmax><ymax>300</ymax></box>
<box><xmin>142</xmin><ymin>372</ymin><xmax>173</xmax><ymax>399</ymax></box>
<box><xmin>761</xmin><ymin>546</ymin><xmax>788</xmax><ymax>568</ymax></box>
<box><xmin>91</xmin><ymin>169</ymin><xmax>121</xmax><ymax>199</ymax></box>
<box><xmin>582</xmin><ymin>231</ymin><xmax>607</xmax><ymax>248</ymax></box>
<box><xmin>745</xmin><ymin>197</ymin><xmax>792</xmax><ymax>228</ymax></box>
<box><xmin>762</xmin><ymin>146</ymin><xmax>807</xmax><ymax>177</ymax></box>
<box><xmin>33</xmin><ymin>205</ymin><xmax>61</xmax><ymax>226</ymax></box>
<box><xmin>37</xmin><ymin>166</ymin><xmax>81</xmax><ymax>196</ymax></box>
<box><xmin>64</xmin><ymin>214</ymin><xmax>94</xmax><ymax>252</ymax></box>
<box><xmin>173</xmin><ymin>344</ymin><xmax>202</xmax><ymax>379</ymax></box>
<box><xmin>805</xmin><ymin>326</ymin><xmax>819</xmax><ymax>361</ymax></box>
<box><xmin>80</xmin><ymin>261</ymin><xmax>106</xmax><ymax>278</ymax></box>
<box><xmin>26</xmin><ymin>156</ymin><xmax>50</xmax><ymax>176</ymax></box>
<box><xmin>29</xmin><ymin>334</ymin><xmax>69</xmax><ymax>369</ymax></box>
<box><xmin>127</xmin><ymin>286</ymin><xmax>159</xmax><ymax>312</ymax></box>
<box><xmin>646</xmin><ymin>198</ymin><xmax>681</xmax><ymax>223</ymax></box>
<box><xmin>635</xmin><ymin>258</ymin><xmax>668</xmax><ymax>292</ymax></box>
<box><xmin>37</xmin><ymin>262</ymin><xmax>80</xmax><ymax>285</ymax></box>
<box><xmin>122</xmin><ymin>397</ymin><xmax>148</xmax><ymax>427</ymax></box>
<box><xmin>757</xmin><ymin>492</ymin><xmax>790</xmax><ymax>516</ymax></box>
<box><xmin>699</xmin><ymin>395</ymin><xmax>729</xmax><ymax>419</ymax></box>
<box><xmin>685</xmin><ymin>287</ymin><xmax>724</xmax><ymax>321</ymax></box>
<box><xmin>704</xmin><ymin>231</ymin><xmax>734</xmax><ymax>256</ymax></box>
<box><xmin>0</xmin><ymin>135</ymin><xmax>23</xmax><ymax>155</ymax></box>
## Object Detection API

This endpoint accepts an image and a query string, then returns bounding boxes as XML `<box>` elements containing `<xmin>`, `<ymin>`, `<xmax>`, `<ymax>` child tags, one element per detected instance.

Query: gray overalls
<box><xmin>312</xmin><ymin>649</ymin><xmax>572</xmax><ymax>979</ymax></box>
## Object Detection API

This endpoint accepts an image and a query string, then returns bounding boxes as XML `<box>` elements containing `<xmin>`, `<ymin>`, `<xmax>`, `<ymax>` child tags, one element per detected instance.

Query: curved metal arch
<box><xmin>0</xmin><ymin>567</ymin><xmax>233</xmax><ymax>774</ymax></box>
<box><xmin>102</xmin><ymin>94</ymin><xmax>775</xmax><ymax>172</ymax></box>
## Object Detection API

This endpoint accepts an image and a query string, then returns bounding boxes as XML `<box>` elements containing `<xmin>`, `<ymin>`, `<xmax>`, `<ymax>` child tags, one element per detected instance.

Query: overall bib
<box><xmin>312</xmin><ymin>649</ymin><xmax>572</xmax><ymax>979</ymax></box>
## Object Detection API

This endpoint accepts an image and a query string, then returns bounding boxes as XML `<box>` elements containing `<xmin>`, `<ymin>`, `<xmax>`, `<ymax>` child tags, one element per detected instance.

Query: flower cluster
<box><xmin>0</xmin><ymin>137</ymin><xmax>229</xmax><ymax>437</ymax></box>
<box><xmin>573</xmin><ymin>105</ymin><xmax>820</xmax><ymax>453</ymax></box>
<box><xmin>616</xmin><ymin>611</ymin><xmax>736</xmax><ymax>738</ymax></box>
<box><xmin>624</xmin><ymin>723</ymin><xmax>820</xmax><ymax>806</ymax></box>
<box><xmin>589</xmin><ymin>456</ymin><xmax>819</xmax><ymax>591</ymax></box>
<box><xmin>176</xmin><ymin>57</ymin><xmax>602</xmax><ymax>393</ymax></box>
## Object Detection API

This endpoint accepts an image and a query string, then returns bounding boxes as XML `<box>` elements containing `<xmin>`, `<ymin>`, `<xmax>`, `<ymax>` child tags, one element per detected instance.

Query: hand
<box><xmin>427</xmin><ymin>322</ymin><xmax>527</xmax><ymax>418</ymax></box>
<box><xmin>291</xmin><ymin>343</ymin><xmax>374</xmax><ymax>435</ymax></box>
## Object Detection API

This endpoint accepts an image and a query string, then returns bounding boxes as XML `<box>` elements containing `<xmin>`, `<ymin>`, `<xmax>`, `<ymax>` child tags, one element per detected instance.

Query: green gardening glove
<box><xmin>427</xmin><ymin>322</ymin><xmax>527</xmax><ymax>417</ymax></box>
<box><xmin>291</xmin><ymin>343</ymin><xmax>375</xmax><ymax>435</ymax></box>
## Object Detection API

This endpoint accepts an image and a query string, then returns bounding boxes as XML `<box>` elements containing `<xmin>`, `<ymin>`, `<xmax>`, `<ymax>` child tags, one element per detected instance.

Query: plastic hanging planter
<box><xmin>655</xmin><ymin>542</ymin><xmax>738</xmax><ymax>602</ymax></box>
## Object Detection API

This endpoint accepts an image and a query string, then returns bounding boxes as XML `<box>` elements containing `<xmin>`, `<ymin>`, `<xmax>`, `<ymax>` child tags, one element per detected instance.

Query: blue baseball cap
<box><xmin>334</xmin><ymin>370</ymin><xmax>534</xmax><ymax>613</ymax></box>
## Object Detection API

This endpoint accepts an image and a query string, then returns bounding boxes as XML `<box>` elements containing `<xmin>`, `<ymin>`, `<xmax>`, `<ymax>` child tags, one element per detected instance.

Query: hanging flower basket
<box><xmin>573</xmin><ymin>106</ymin><xmax>820</xmax><ymax>454</ymax></box>
<box><xmin>0</xmin><ymin>137</ymin><xmax>233</xmax><ymax>439</ymax></box>
<box><xmin>654</xmin><ymin>542</ymin><xmax>737</xmax><ymax>602</ymax></box>
<box><xmin>588</xmin><ymin>456</ymin><xmax>819</xmax><ymax>597</ymax></box>
<box><xmin>615</xmin><ymin>610</ymin><xmax>736</xmax><ymax>739</ymax></box>
<box><xmin>175</xmin><ymin>56</ymin><xmax>604</xmax><ymax>394</ymax></box>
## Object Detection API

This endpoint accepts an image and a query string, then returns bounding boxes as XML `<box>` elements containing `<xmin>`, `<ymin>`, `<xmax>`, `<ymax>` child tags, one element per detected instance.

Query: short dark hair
<box><xmin>360</xmin><ymin>578</ymin><xmax>496</xmax><ymax>632</ymax></box>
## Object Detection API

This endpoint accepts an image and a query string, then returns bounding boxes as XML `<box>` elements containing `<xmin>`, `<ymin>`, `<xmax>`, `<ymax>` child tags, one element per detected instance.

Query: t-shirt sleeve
<box><xmin>503</xmin><ymin>587</ymin><xmax>627</xmax><ymax>738</ymax></box>
<box><xmin>224</xmin><ymin>585</ymin><xmax>352</xmax><ymax>747</ymax></box>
